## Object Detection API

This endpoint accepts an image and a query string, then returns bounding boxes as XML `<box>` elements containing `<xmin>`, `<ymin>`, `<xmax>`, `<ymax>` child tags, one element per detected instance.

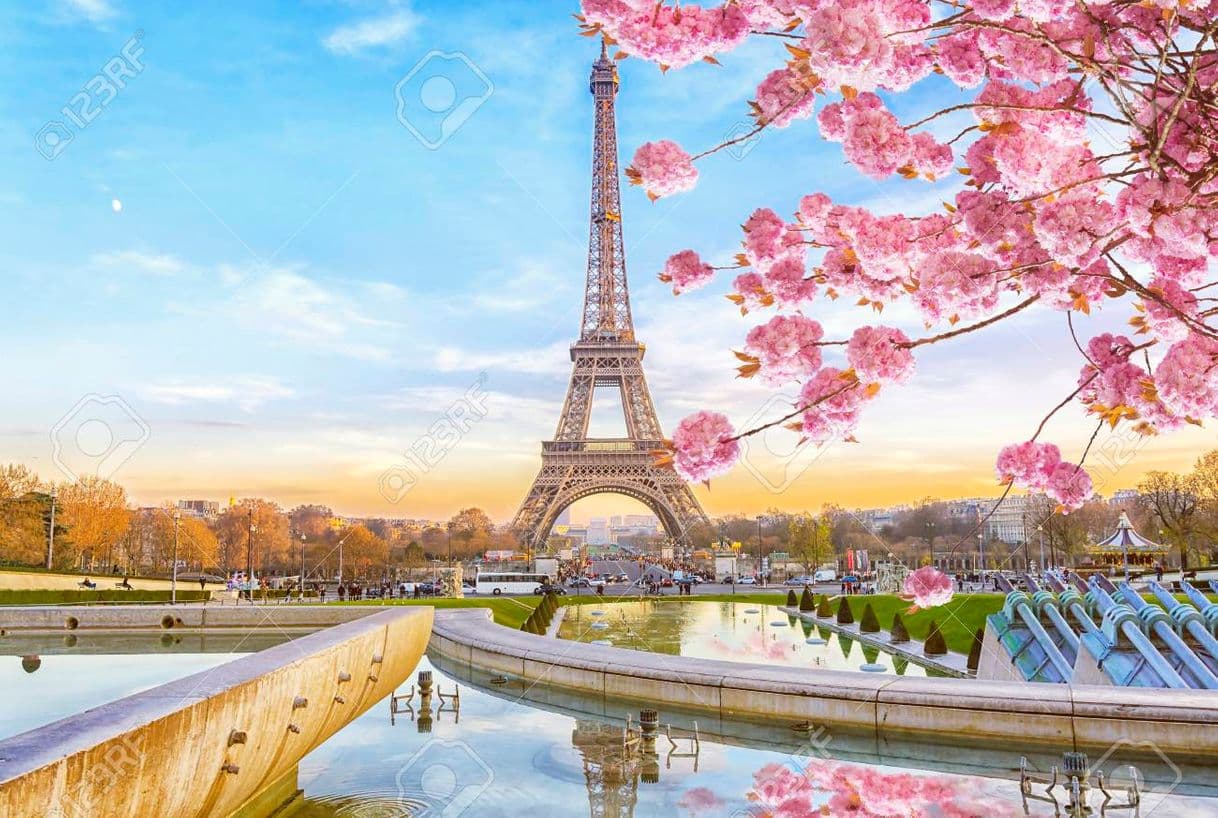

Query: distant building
<box><xmin>948</xmin><ymin>496</ymin><xmax>1031</xmax><ymax>544</ymax></box>
<box><xmin>176</xmin><ymin>500</ymin><xmax>219</xmax><ymax>519</ymax></box>
<box><xmin>1109</xmin><ymin>489</ymin><xmax>1140</xmax><ymax>507</ymax></box>
<box><xmin>856</xmin><ymin>507</ymin><xmax>904</xmax><ymax>533</ymax></box>
<box><xmin>587</xmin><ymin>517</ymin><xmax>609</xmax><ymax>544</ymax></box>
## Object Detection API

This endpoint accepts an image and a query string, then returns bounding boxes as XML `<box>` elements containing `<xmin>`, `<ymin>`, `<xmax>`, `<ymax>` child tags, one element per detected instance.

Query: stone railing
<box><xmin>0</xmin><ymin>606</ymin><xmax>432</xmax><ymax>818</ymax></box>
<box><xmin>430</xmin><ymin>608</ymin><xmax>1218</xmax><ymax>758</ymax></box>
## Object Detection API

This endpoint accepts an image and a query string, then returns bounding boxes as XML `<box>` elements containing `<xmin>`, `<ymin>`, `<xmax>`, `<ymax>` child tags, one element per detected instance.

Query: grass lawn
<box><xmin>340</xmin><ymin>597</ymin><xmax>541</xmax><ymax>629</ymax></box>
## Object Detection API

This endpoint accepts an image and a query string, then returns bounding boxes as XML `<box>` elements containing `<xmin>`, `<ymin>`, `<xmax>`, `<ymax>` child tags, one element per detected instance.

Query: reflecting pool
<box><xmin>0</xmin><ymin>629</ymin><xmax>293</xmax><ymax>740</ymax></box>
<box><xmin>290</xmin><ymin>654</ymin><xmax>1218</xmax><ymax>817</ymax></box>
<box><xmin>3</xmin><ymin>630</ymin><xmax>1218</xmax><ymax>816</ymax></box>
<box><xmin>557</xmin><ymin>601</ymin><xmax>932</xmax><ymax>676</ymax></box>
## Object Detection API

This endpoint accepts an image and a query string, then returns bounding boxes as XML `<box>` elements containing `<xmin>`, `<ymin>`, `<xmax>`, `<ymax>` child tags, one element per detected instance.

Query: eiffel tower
<box><xmin>510</xmin><ymin>44</ymin><xmax>710</xmax><ymax>551</ymax></box>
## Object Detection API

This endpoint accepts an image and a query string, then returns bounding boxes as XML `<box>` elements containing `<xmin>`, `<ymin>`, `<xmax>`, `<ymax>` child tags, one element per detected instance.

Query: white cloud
<box><xmin>59</xmin><ymin>0</ymin><xmax>116</xmax><ymax>24</ymax></box>
<box><xmin>323</xmin><ymin>9</ymin><xmax>417</xmax><ymax>55</ymax></box>
<box><xmin>470</xmin><ymin>258</ymin><xmax>572</xmax><ymax>312</ymax></box>
<box><xmin>430</xmin><ymin>341</ymin><xmax>571</xmax><ymax>376</ymax></box>
<box><xmin>141</xmin><ymin>375</ymin><xmax>294</xmax><ymax>412</ymax></box>
<box><xmin>91</xmin><ymin>250</ymin><xmax>185</xmax><ymax>276</ymax></box>
<box><xmin>223</xmin><ymin>266</ymin><xmax>396</xmax><ymax>360</ymax></box>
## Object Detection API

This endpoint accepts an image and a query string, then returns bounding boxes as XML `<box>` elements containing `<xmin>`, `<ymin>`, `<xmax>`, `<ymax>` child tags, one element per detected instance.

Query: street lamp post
<box><xmin>756</xmin><ymin>516</ymin><xmax>764</xmax><ymax>586</ymax></box>
<box><xmin>300</xmin><ymin>534</ymin><xmax>307</xmax><ymax>602</ymax></box>
<box><xmin>45</xmin><ymin>485</ymin><xmax>57</xmax><ymax>570</ymax></box>
<box><xmin>1038</xmin><ymin>525</ymin><xmax>1045</xmax><ymax>573</ymax></box>
<box><xmin>246</xmin><ymin>508</ymin><xmax>256</xmax><ymax>603</ymax></box>
<box><xmin>172</xmin><ymin>509</ymin><xmax>181</xmax><ymax>605</ymax></box>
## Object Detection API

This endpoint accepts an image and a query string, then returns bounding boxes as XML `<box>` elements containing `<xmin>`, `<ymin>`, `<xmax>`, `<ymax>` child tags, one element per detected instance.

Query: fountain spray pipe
<box><xmin>1021</xmin><ymin>574</ymin><xmax>1081</xmax><ymax>657</ymax></box>
<box><xmin>1043</xmin><ymin>571</ymin><xmax>1104</xmax><ymax>640</ymax></box>
<box><xmin>1146</xmin><ymin>581</ymin><xmax>1218</xmax><ymax>667</ymax></box>
<box><xmin>1089</xmin><ymin>574</ymin><xmax>1213</xmax><ymax>689</ymax></box>
<box><xmin>993</xmin><ymin>574</ymin><xmax>1074</xmax><ymax>680</ymax></box>
<box><xmin>1180</xmin><ymin>581</ymin><xmax>1218</xmax><ymax>635</ymax></box>
<box><xmin>1059</xmin><ymin>572</ymin><xmax>1189</xmax><ymax>688</ymax></box>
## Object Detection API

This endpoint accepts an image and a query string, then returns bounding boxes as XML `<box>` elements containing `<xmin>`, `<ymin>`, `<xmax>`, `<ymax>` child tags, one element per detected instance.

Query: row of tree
<box><xmin>0</xmin><ymin>464</ymin><xmax>518</xmax><ymax>581</ymax></box>
<box><xmin>5</xmin><ymin>450</ymin><xmax>1217</xmax><ymax>579</ymax></box>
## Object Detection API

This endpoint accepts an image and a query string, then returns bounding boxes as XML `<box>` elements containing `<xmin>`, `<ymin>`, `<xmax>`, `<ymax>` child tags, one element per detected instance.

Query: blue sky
<box><xmin>2</xmin><ymin>0</ymin><xmax>1210</xmax><ymax>521</ymax></box>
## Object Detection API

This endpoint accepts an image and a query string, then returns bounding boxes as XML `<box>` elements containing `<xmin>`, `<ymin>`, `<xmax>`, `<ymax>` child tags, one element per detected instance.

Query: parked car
<box><xmin>813</xmin><ymin>569</ymin><xmax>837</xmax><ymax>582</ymax></box>
<box><xmin>737</xmin><ymin>576</ymin><xmax>757</xmax><ymax>585</ymax></box>
<box><xmin>568</xmin><ymin>577</ymin><xmax>590</xmax><ymax>588</ymax></box>
<box><xmin>660</xmin><ymin>577</ymin><xmax>674</xmax><ymax>587</ymax></box>
<box><xmin>784</xmin><ymin>576</ymin><xmax>813</xmax><ymax>586</ymax></box>
<box><xmin>415</xmin><ymin>582</ymin><xmax>438</xmax><ymax>596</ymax></box>
<box><xmin>533</xmin><ymin>583</ymin><xmax>567</xmax><ymax>595</ymax></box>
<box><xmin>614</xmin><ymin>573</ymin><xmax>629</xmax><ymax>583</ymax></box>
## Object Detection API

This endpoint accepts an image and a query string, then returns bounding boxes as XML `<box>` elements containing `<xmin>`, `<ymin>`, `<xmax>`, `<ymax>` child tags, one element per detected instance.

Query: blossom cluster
<box><xmin>746</xmin><ymin>759</ymin><xmax>1020</xmax><ymax>817</ymax></box>
<box><xmin>591</xmin><ymin>0</ymin><xmax>1218</xmax><ymax>513</ymax></box>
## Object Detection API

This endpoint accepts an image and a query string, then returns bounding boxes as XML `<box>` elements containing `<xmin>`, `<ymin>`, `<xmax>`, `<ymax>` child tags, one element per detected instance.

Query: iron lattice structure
<box><xmin>572</xmin><ymin>721</ymin><xmax>640</xmax><ymax>818</ymax></box>
<box><xmin>511</xmin><ymin>46</ymin><xmax>710</xmax><ymax>550</ymax></box>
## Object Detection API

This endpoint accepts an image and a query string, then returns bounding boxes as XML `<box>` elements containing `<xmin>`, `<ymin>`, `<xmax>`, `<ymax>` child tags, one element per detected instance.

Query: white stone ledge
<box><xmin>0</xmin><ymin>607</ymin><xmax>433</xmax><ymax>818</ymax></box>
<box><xmin>430</xmin><ymin>608</ymin><xmax>1218</xmax><ymax>756</ymax></box>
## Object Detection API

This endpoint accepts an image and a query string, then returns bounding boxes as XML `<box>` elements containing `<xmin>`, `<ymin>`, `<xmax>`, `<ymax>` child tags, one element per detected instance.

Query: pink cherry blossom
<box><xmin>764</xmin><ymin>255</ymin><xmax>817</xmax><ymax>306</ymax></box>
<box><xmin>627</xmin><ymin>140</ymin><xmax>698</xmax><ymax>199</ymax></box>
<box><xmin>1046</xmin><ymin>461</ymin><xmax>1094</xmax><ymax>510</ymax></box>
<box><xmin>744</xmin><ymin>314</ymin><xmax>824</xmax><ymax>384</ymax></box>
<box><xmin>592</xmin><ymin>0</ymin><xmax>1218</xmax><ymax>501</ymax></box>
<box><xmin>670</xmin><ymin>410</ymin><xmax>740</xmax><ymax>483</ymax></box>
<box><xmin>800</xmin><ymin>367</ymin><xmax>866</xmax><ymax>444</ymax></box>
<box><xmin>847</xmin><ymin>325</ymin><xmax>915</xmax><ymax>384</ymax></box>
<box><xmin>995</xmin><ymin>441</ymin><xmax>1061</xmax><ymax>491</ymax></box>
<box><xmin>742</xmin><ymin>207</ymin><xmax>803</xmax><ymax>270</ymax></box>
<box><xmin>676</xmin><ymin>787</ymin><xmax>722</xmax><ymax>816</ymax></box>
<box><xmin>902</xmin><ymin>566</ymin><xmax>954</xmax><ymax>611</ymax></box>
<box><xmin>754</xmin><ymin>65</ymin><xmax>818</xmax><ymax>128</ymax></box>
<box><xmin>730</xmin><ymin>272</ymin><xmax>773</xmax><ymax>313</ymax></box>
<box><xmin>582</xmin><ymin>1</ymin><xmax>751</xmax><ymax>69</ymax></box>
<box><xmin>1156</xmin><ymin>335</ymin><xmax>1218</xmax><ymax>419</ymax></box>
<box><xmin>660</xmin><ymin>249</ymin><xmax>714</xmax><ymax>294</ymax></box>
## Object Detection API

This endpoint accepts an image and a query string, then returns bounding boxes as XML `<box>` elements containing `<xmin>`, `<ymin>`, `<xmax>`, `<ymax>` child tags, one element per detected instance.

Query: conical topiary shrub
<box><xmin>799</xmin><ymin>587</ymin><xmax>815</xmax><ymax>612</ymax></box>
<box><xmin>836</xmin><ymin>598</ymin><xmax>854</xmax><ymax>625</ymax></box>
<box><xmin>816</xmin><ymin>595</ymin><xmax>832</xmax><ymax>618</ymax></box>
<box><xmin>893</xmin><ymin>656</ymin><xmax>909</xmax><ymax>675</ymax></box>
<box><xmin>859</xmin><ymin>602</ymin><xmax>880</xmax><ymax>633</ymax></box>
<box><xmin>890</xmin><ymin>613</ymin><xmax>910</xmax><ymax>643</ymax></box>
<box><xmin>787</xmin><ymin>589</ymin><xmax>798</xmax><ymax>607</ymax></box>
<box><xmin>924</xmin><ymin>620</ymin><xmax>947</xmax><ymax>656</ymax></box>
<box><xmin>967</xmin><ymin>627</ymin><xmax>984</xmax><ymax>672</ymax></box>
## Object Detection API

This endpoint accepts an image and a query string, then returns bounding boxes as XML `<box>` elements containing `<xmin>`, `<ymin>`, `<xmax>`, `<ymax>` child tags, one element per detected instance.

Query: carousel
<box><xmin>1081</xmin><ymin>512</ymin><xmax>1170</xmax><ymax>576</ymax></box>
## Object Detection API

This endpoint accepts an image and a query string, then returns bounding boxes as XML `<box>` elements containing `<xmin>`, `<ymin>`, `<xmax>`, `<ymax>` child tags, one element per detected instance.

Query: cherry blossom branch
<box><xmin>725</xmin><ymin>380</ymin><xmax>859</xmax><ymax>442</ymax></box>
<box><xmin>902</xmin><ymin>295</ymin><xmax>1040</xmax><ymax>349</ymax></box>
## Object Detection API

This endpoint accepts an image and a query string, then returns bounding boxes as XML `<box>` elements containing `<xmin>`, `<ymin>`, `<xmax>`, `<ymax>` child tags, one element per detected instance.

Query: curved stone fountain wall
<box><xmin>430</xmin><ymin>608</ymin><xmax>1217</xmax><ymax>758</ymax></box>
<box><xmin>0</xmin><ymin>606</ymin><xmax>433</xmax><ymax>818</ymax></box>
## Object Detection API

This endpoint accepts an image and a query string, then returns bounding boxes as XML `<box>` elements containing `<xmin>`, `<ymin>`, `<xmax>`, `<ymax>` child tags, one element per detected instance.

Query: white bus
<box><xmin>474</xmin><ymin>571</ymin><xmax>550</xmax><ymax>596</ymax></box>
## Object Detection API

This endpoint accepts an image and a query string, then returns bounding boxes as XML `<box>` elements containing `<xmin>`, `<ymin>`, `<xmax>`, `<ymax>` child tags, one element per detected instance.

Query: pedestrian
<box><xmin>319</xmin><ymin>586</ymin><xmax>326</xmax><ymax>603</ymax></box>
<box><xmin>338</xmin><ymin>583</ymin><xmax>347</xmax><ymax>602</ymax></box>
<box><xmin>199</xmin><ymin>576</ymin><xmax>206</xmax><ymax>594</ymax></box>
<box><xmin>1156</xmin><ymin>562</ymin><xmax>1164</xmax><ymax>583</ymax></box>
